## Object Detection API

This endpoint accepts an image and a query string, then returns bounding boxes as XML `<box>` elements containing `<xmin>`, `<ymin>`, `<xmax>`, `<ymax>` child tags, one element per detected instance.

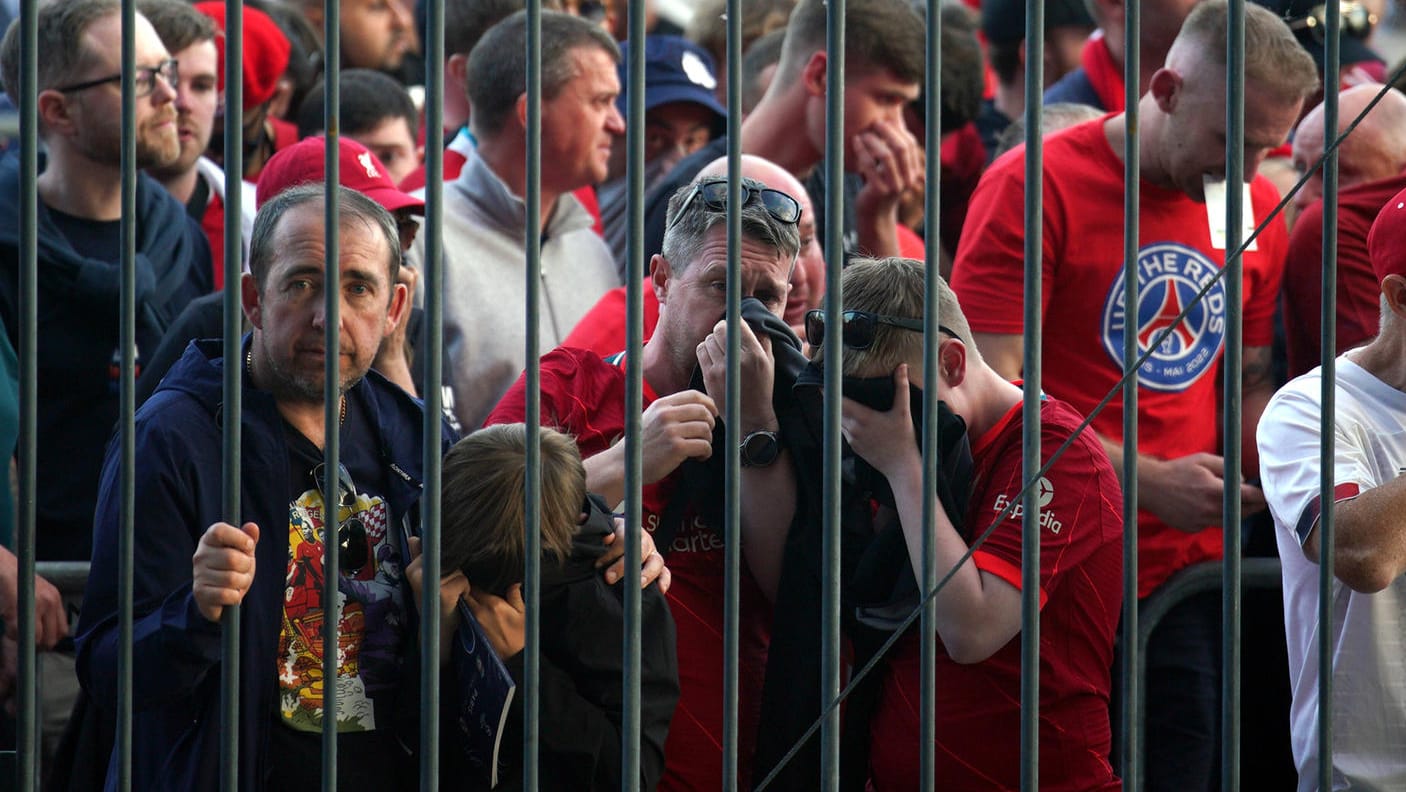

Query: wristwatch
<box><xmin>740</xmin><ymin>430</ymin><xmax>781</xmax><ymax>468</ymax></box>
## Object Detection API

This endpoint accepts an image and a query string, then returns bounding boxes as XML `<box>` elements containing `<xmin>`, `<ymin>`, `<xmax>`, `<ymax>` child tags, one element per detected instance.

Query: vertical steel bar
<box><xmin>721</xmin><ymin>0</ymin><xmax>743</xmax><ymax>787</ymax></box>
<box><xmin>1020</xmin><ymin>0</ymin><xmax>1045</xmax><ymax>787</ymax></box>
<box><xmin>219</xmin><ymin>3</ymin><xmax>245</xmax><ymax>790</ymax></box>
<box><xmin>1316</xmin><ymin>2</ymin><xmax>1341</xmax><ymax>788</ymax></box>
<box><xmin>1121</xmin><ymin>0</ymin><xmax>1142</xmax><ymax>788</ymax></box>
<box><xmin>321</xmin><ymin>0</ymin><xmax>342</xmax><ymax>786</ymax></box>
<box><xmin>117</xmin><ymin>1</ymin><xmax>139</xmax><ymax>788</ymax></box>
<box><xmin>15</xmin><ymin>0</ymin><xmax>38</xmax><ymax>787</ymax></box>
<box><xmin>1221</xmin><ymin>2</ymin><xmax>1246</xmax><ymax>789</ymax></box>
<box><xmin>522</xmin><ymin>2</ymin><xmax>543</xmax><ymax>789</ymax></box>
<box><xmin>820</xmin><ymin>0</ymin><xmax>846</xmax><ymax>787</ymax></box>
<box><xmin>918</xmin><ymin>1</ymin><xmax>942</xmax><ymax>790</ymax></box>
<box><xmin>419</xmin><ymin>0</ymin><xmax>446</xmax><ymax>784</ymax></box>
<box><xmin>620</xmin><ymin>0</ymin><xmax>647</xmax><ymax>787</ymax></box>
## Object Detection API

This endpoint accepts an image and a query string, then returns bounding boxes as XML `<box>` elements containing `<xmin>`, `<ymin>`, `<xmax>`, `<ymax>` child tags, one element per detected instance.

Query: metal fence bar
<box><xmin>1020</xmin><ymin>0</ymin><xmax>1045</xmax><ymax>786</ymax></box>
<box><xmin>820</xmin><ymin>0</ymin><xmax>846</xmax><ymax>787</ymax></box>
<box><xmin>522</xmin><ymin>2</ymin><xmax>543</xmax><ymax>788</ymax></box>
<box><xmin>1121</xmin><ymin>0</ymin><xmax>1142</xmax><ymax>787</ymax></box>
<box><xmin>621</xmin><ymin>0</ymin><xmax>647</xmax><ymax>787</ymax></box>
<box><xmin>1317</xmin><ymin>1</ymin><xmax>1341</xmax><ymax>787</ymax></box>
<box><xmin>117</xmin><ymin>2</ymin><xmax>140</xmax><ymax>788</ymax></box>
<box><xmin>419</xmin><ymin>0</ymin><xmax>446</xmax><ymax>784</ymax></box>
<box><xmin>919</xmin><ymin>1</ymin><xmax>943</xmax><ymax>790</ymax></box>
<box><xmin>721</xmin><ymin>0</ymin><xmax>743</xmax><ymax>787</ymax></box>
<box><xmin>320</xmin><ymin>0</ymin><xmax>343</xmax><ymax>783</ymax></box>
<box><xmin>15</xmin><ymin>0</ymin><xmax>38</xmax><ymax>787</ymax></box>
<box><xmin>1221</xmin><ymin>2</ymin><xmax>1246</xmax><ymax>788</ymax></box>
<box><xmin>219</xmin><ymin>2</ymin><xmax>245</xmax><ymax>789</ymax></box>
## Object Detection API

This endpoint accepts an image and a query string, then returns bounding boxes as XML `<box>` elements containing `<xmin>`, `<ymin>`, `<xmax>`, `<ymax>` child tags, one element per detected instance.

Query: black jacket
<box><xmin>0</xmin><ymin>152</ymin><xmax>211</xmax><ymax>561</ymax></box>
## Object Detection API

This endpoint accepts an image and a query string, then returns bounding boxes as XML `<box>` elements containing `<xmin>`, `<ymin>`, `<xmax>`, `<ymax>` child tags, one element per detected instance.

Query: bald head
<box><xmin>697</xmin><ymin>154</ymin><xmax>826</xmax><ymax>326</ymax></box>
<box><xmin>1293</xmin><ymin>84</ymin><xmax>1406</xmax><ymax>212</ymax></box>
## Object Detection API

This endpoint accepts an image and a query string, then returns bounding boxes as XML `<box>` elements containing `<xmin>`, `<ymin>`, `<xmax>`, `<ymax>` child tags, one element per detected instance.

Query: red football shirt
<box><xmin>867</xmin><ymin>396</ymin><xmax>1124</xmax><ymax>792</ymax></box>
<box><xmin>1282</xmin><ymin>173</ymin><xmax>1406</xmax><ymax>378</ymax></box>
<box><xmin>485</xmin><ymin>346</ymin><xmax>773</xmax><ymax>791</ymax></box>
<box><xmin>951</xmin><ymin>117</ymin><xmax>1287</xmax><ymax>597</ymax></box>
<box><xmin>560</xmin><ymin>279</ymin><xmax>663</xmax><ymax>357</ymax></box>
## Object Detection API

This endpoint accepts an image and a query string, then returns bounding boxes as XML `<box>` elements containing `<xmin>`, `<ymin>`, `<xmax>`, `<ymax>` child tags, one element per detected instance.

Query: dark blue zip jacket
<box><xmin>0</xmin><ymin>151</ymin><xmax>211</xmax><ymax>561</ymax></box>
<box><xmin>75</xmin><ymin>338</ymin><xmax>452</xmax><ymax>791</ymax></box>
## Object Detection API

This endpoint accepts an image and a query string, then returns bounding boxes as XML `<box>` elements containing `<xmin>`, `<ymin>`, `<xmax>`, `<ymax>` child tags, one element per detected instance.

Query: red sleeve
<box><xmin>1281</xmin><ymin>199</ymin><xmax>1325</xmax><ymax>378</ymax></box>
<box><xmin>562</xmin><ymin>287</ymin><xmax>628</xmax><ymax>356</ymax></box>
<box><xmin>950</xmin><ymin>153</ymin><xmax>1057</xmax><ymax>335</ymax></box>
<box><xmin>969</xmin><ymin>410</ymin><xmax>1118</xmax><ymax>606</ymax></box>
<box><xmin>1243</xmin><ymin>177</ymin><xmax>1289</xmax><ymax>347</ymax></box>
<box><xmin>482</xmin><ymin>347</ymin><xmax>587</xmax><ymax>429</ymax></box>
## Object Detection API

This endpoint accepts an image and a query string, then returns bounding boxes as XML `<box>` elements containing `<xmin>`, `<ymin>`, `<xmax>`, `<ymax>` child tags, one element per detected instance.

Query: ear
<box><xmin>939</xmin><ymin>337</ymin><xmax>968</xmax><ymax>389</ymax></box>
<box><xmin>1149</xmin><ymin>68</ymin><xmax>1182</xmax><ymax>114</ymax></box>
<box><xmin>650</xmin><ymin>253</ymin><xmax>671</xmax><ymax>304</ymax></box>
<box><xmin>1017</xmin><ymin>39</ymin><xmax>1027</xmax><ymax>72</ymax></box>
<box><xmin>1383</xmin><ymin>274</ymin><xmax>1406</xmax><ymax>318</ymax></box>
<box><xmin>384</xmin><ymin>280</ymin><xmax>410</xmax><ymax>335</ymax></box>
<box><xmin>801</xmin><ymin>51</ymin><xmax>827</xmax><ymax>98</ymax></box>
<box><xmin>241</xmin><ymin>272</ymin><xmax>263</xmax><ymax>329</ymax></box>
<box><xmin>36</xmin><ymin>89</ymin><xmax>75</xmax><ymax>138</ymax></box>
<box><xmin>514</xmin><ymin>92</ymin><xmax>529</xmax><ymax>129</ymax></box>
<box><xmin>446</xmin><ymin>53</ymin><xmax>469</xmax><ymax>88</ymax></box>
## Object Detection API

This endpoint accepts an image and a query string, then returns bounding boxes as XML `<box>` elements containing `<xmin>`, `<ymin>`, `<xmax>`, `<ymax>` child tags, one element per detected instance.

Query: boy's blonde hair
<box><xmin>441</xmin><ymin>424</ymin><xmax>585</xmax><ymax>596</ymax></box>
<box><xmin>809</xmin><ymin>257</ymin><xmax>978</xmax><ymax>377</ymax></box>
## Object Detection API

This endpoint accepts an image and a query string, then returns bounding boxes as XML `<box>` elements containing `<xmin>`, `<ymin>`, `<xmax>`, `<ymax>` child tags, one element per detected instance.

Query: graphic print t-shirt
<box><xmin>276</xmin><ymin>400</ymin><xmax>407</xmax><ymax>735</ymax></box>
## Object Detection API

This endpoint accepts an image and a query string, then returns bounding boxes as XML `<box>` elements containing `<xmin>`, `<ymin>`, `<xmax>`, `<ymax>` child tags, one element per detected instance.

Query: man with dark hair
<box><xmin>142</xmin><ymin>0</ymin><xmax>256</xmax><ymax>291</ymax></box>
<box><xmin>296</xmin><ymin>69</ymin><xmax>423</xmax><ymax>185</ymax></box>
<box><xmin>487</xmin><ymin>174</ymin><xmax>801</xmax><ymax>791</ymax></box>
<box><xmin>639</xmin><ymin>0</ymin><xmax>927</xmax><ymax>275</ymax></box>
<box><xmin>0</xmin><ymin>0</ymin><xmax>211</xmax><ymax>569</ymax></box>
<box><xmin>407</xmin><ymin>10</ymin><xmax>623</xmax><ymax>430</ymax></box>
<box><xmin>976</xmin><ymin>0</ymin><xmax>1095</xmax><ymax>161</ymax></box>
<box><xmin>952</xmin><ymin>2</ymin><xmax>1319</xmax><ymax>788</ymax></box>
<box><xmin>294</xmin><ymin>0</ymin><xmax>414</xmax><ymax>75</ymax></box>
<box><xmin>598</xmin><ymin>35</ymin><xmax>726</xmax><ymax>271</ymax></box>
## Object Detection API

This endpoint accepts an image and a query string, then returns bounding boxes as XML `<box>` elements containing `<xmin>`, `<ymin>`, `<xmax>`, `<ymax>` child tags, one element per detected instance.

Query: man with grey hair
<box><xmin>953</xmin><ymin>1</ymin><xmax>1319</xmax><ymax>787</ymax></box>
<box><xmin>408</xmin><ymin>9</ymin><xmax>623</xmax><ymax>430</ymax></box>
<box><xmin>487</xmin><ymin>175</ymin><xmax>801</xmax><ymax>789</ymax></box>
<box><xmin>77</xmin><ymin>185</ymin><xmax>437</xmax><ymax>789</ymax></box>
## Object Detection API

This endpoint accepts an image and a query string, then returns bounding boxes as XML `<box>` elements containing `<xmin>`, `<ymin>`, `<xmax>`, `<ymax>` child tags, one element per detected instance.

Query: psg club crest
<box><xmin>1100</xmin><ymin>242</ymin><xmax>1227</xmax><ymax>392</ymax></box>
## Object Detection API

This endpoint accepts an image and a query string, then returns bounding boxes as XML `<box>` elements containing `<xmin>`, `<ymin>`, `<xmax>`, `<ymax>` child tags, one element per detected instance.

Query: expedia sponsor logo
<box><xmin>1100</xmin><ymin>242</ymin><xmax>1226</xmax><ymax>392</ymax></box>
<box><xmin>993</xmin><ymin>489</ymin><xmax>1063</xmax><ymax>534</ymax></box>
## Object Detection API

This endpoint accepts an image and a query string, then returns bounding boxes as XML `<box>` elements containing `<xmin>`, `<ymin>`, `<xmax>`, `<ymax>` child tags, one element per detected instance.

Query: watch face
<box><xmin>743</xmin><ymin>430</ymin><xmax>779</xmax><ymax>467</ymax></box>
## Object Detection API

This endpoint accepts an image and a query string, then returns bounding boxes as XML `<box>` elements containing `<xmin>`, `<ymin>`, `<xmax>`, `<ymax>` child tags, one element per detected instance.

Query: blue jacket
<box><xmin>75</xmin><ymin>338</ymin><xmax>451</xmax><ymax>791</ymax></box>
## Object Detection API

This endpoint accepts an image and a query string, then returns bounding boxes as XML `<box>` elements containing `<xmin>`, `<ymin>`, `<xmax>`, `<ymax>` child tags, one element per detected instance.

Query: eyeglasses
<box><xmin>311</xmin><ymin>462</ymin><xmax>370</xmax><ymax>575</ymax></box>
<box><xmin>805</xmin><ymin>309</ymin><xmax>962</xmax><ymax>350</ymax></box>
<box><xmin>55</xmin><ymin>58</ymin><xmax>179</xmax><ymax>97</ymax></box>
<box><xmin>1288</xmin><ymin>1</ymin><xmax>1377</xmax><ymax>41</ymax></box>
<box><xmin>666</xmin><ymin>177</ymin><xmax>803</xmax><ymax>230</ymax></box>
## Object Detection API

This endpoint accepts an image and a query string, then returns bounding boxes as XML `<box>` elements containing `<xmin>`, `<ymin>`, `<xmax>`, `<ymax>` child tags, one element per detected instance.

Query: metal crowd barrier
<box><xmin>4</xmin><ymin>0</ymin><xmax>1363</xmax><ymax>789</ymax></box>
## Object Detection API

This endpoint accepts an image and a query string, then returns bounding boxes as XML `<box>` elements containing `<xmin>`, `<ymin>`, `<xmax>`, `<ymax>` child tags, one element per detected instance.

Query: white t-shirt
<box><xmin>1258</xmin><ymin>355</ymin><xmax>1406</xmax><ymax>792</ymax></box>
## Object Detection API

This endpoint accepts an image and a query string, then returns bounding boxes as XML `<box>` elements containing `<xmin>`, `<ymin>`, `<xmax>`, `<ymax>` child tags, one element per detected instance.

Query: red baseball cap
<box><xmin>193</xmin><ymin>3</ymin><xmax>290</xmax><ymax>111</ymax></box>
<box><xmin>256</xmin><ymin>136</ymin><xmax>425</xmax><ymax>215</ymax></box>
<box><xmin>1368</xmin><ymin>185</ymin><xmax>1406</xmax><ymax>283</ymax></box>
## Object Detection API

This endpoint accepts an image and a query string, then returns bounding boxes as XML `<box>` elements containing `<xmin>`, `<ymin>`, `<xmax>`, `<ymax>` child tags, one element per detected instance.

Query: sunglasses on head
<box><xmin>667</xmin><ymin>178</ymin><xmax>803</xmax><ymax>230</ymax></box>
<box><xmin>805</xmin><ymin>309</ymin><xmax>962</xmax><ymax>351</ymax></box>
<box><xmin>311</xmin><ymin>462</ymin><xmax>370</xmax><ymax>575</ymax></box>
<box><xmin>1288</xmin><ymin>1</ymin><xmax>1377</xmax><ymax>41</ymax></box>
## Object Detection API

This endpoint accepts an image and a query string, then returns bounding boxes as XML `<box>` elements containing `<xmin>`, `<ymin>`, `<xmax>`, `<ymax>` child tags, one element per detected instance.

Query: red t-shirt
<box><xmin>951</xmin><ymin>117</ymin><xmax>1287</xmax><ymax>597</ymax></box>
<box><xmin>560</xmin><ymin>279</ymin><xmax>663</xmax><ymax>357</ymax></box>
<box><xmin>868</xmin><ymin>396</ymin><xmax>1124</xmax><ymax>792</ymax></box>
<box><xmin>1282</xmin><ymin>173</ymin><xmax>1406</xmax><ymax>378</ymax></box>
<box><xmin>484</xmin><ymin>347</ymin><xmax>773</xmax><ymax>791</ymax></box>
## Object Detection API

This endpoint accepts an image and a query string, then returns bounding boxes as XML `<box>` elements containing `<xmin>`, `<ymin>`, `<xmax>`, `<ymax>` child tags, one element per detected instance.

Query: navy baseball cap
<box><xmin>617</xmin><ymin>36</ymin><xmax>728</xmax><ymax>136</ymax></box>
